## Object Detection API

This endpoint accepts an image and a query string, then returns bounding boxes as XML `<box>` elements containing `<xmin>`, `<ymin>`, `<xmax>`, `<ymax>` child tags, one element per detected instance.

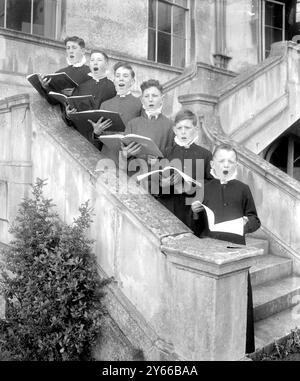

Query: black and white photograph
<box><xmin>0</xmin><ymin>0</ymin><xmax>300</xmax><ymax>369</ymax></box>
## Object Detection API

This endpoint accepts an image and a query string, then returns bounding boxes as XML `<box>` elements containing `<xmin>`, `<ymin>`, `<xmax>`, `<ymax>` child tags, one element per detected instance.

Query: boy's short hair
<box><xmin>174</xmin><ymin>109</ymin><xmax>197</xmax><ymax>126</ymax></box>
<box><xmin>113</xmin><ymin>61</ymin><xmax>135</xmax><ymax>78</ymax></box>
<box><xmin>140</xmin><ymin>79</ymin><xmax>163</xmax><ymax>94</ymax></box>
<box><xmin>90</xmin><ymin>50</ymin><xmax>109</xmax><ymax>62</ymax></box>
<box><xmin>64</xmin><ymin>36</ymin><xmax>85</xmax><ymax>48</ymax></box>
<box><xmin>212</xmin><ymin>144</ymin><xmax>238</xmax><ymax>160</ymax></box>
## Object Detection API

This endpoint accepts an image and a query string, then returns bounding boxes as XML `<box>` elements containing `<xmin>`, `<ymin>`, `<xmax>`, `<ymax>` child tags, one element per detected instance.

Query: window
<box><xmin>0</xmin><ymin>0</ymin><xmax>61</xmax><ymax>39</ymax></box>
<box><xmin>296</xmin><ymin>1</ymin><xmax>300</xmax><ymax>23</ymax></box>
<box><xmin>262</xmin><ymin>0</ymin><xmax>285</xmax><ymax>58</ymax></box>
<box><xmin>148</xmin><ymin>0</ymin><xmax>188</xmax><ymax>67</ymax></box>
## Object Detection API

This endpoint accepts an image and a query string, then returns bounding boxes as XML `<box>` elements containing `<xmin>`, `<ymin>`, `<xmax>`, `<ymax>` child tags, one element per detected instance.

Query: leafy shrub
<box><xmin>0</xmin><ymin>179</ymin><xmax>108</xmax><ymax>361</ymax></box>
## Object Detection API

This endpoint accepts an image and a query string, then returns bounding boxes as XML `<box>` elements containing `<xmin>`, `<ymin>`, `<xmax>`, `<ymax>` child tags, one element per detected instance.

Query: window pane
<box><xmin>158</xmin><ymin>1</ymin><xmax>171</xmax><ymax>33</ymax></box>
<box><xmin>148</xmin><ymin>0</ymin><xmax>156</xmax><ymax>28</ymax></box>
<box><xmin>172</xmin><ymin>36</ymin><xmax>185</xmax><ymax>67</ymax></box>
<box><xmin>0</xmin><ymin>0</ymin><xmax>4</xmax><ymax>27</ymax></box>
<box><xmin>173</xmin><ymin>6</ymin><xmax>185</xmax><ymax>36</ymax></box>
<box><xmin>33</xmin><ymin>0</ymin><xmax>56</xmax><ymax>39</ymax></box>
<box><xmin>265</xmin><ymin>2</ymin><xmax>283</xmax><ymax>29</ymax></box>
<box><xmin>157</xmin><ymin>31</ymin><xmax>171</xmax><ymax>64</ymax></box>
<box><xmin>297</xmin><ymin>1</ymin><xmax>300</xmax><ymax>23</ymax></box>
<box><xmin>148</xmin><ymin>28</ymin><xmax>156</xmax><ymax>62</ymax></box>
<box><xmin>265</xmin><ymin>26</ymin><xmax>283</xmax><ymax>55</ymax></box>
<box><xmin>6</xmin><ymin>0</ymin><xmax>31</xmax><ymax>32</ymax></box>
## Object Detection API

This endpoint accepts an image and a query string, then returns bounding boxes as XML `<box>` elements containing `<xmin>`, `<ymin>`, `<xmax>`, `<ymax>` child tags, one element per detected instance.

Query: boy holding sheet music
<box><xmin>37</xmin><ymin>36</ymin><xmax>91</xmax><ymax>102</ymax></box>
<box><xmin>67</xmin><ymin>50</ymin><xmax>116</xmax><ymax>109</ymax></box>
<box><xmin>152</xmin><ymin>109</ymin><xmax>212</xmax><ymax>229</ymax></box>
<box><xmin>191</xmin><ymin>144</ymin><xmax>260</xmax><ymax>244</ymax></box>
<box><xmin>65</xmin><ymin>50</ymin><xmax>116</xmax><ymax>146</ymax></box>
<box><xmin>120</xmin><ymin>79</ymin><xmax>174</xmax><ymax>164</ymax></box>
<box><xmin>88</xmin><ymin>62</ymin><xmax>142</xmax><ymax>160</ymax></box>
<box><xmin>191</xmin><ymin>143</ymin><xmax>261</xmax><ymax>354</ymax></box>
<box><xmin>89</xmin><ymin>61</ymin><xmax>142</xmax><ymax>135</ymax></box>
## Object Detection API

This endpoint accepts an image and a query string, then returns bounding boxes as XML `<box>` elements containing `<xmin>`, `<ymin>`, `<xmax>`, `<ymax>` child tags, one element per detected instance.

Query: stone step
<box><xmin>246</xmin><ymin>236</ymin><xmax>269</xmax><ymax>256</ymax></box>
<box><xmin>250</xmin><ymin>255</ymin><xmax>293</xmax><ymax>287</ymax></box>
<box><xmin>255</xmin><ymin>306</ymin><xmax>300</xmax><ymax>350</ymax></box>
<box><xmin>253</xmin><ymin>276</ymin><xmax>300</xmax><ymax>322</ymax></box>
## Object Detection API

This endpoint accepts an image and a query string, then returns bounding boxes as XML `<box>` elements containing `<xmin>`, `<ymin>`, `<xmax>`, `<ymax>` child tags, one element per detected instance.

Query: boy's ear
<box><xmin>210</xmin><ymin>160</ymin><xmax>214</xmax><ymax>169</ymax></box>
<box><xmin>131</xmin><ymin>77</ymin><xmax>135</xmax><ymax>85</ymax></box>
<box><xmin>81</xmin><ymin>48</ymin><xmax>86</xmax><ymax>54</ymax></box>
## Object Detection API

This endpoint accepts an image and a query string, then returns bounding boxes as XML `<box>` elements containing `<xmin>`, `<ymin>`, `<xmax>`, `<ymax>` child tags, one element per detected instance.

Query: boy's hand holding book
<box><xmin>120</xmin><ymin>141</ymin><xmax>142</xmax><ymax>159</ymax></box>
<box><xmin>61</xmin><ymin>88</ymin><xmax>74</xmax><ymax>96</ymax></box>
<box><xmin>65</xmin><ymin>104</ymin><xmax>77</xmax><ymax>118</ymax></box>
<box><xmin>147</xmin><ymin>155</ymin><xmax>159</xmax><ymax>166</ymax></box>
<box><xmin>160</xmin><ymin>172</ymin><xmax>181</xmax><ymax>188</ymax></box>
<box><xmin>88</xmin><ymin>117</ymin><xmax>113</xmax><ymax>136</ymax></box>
<box><xmin>39</xmin><ymin>74</ymin><xmax>51</xmax><ymax>90</ymax></box>
<box><xmin>191</xmin><ymin>200</ymin><xmax>204</xmax><ymax>213</ymax></box>
<box><xmin>243</xmin><ymin>216</ymin><xmax>249</xmax><ymax>226</ymax></box>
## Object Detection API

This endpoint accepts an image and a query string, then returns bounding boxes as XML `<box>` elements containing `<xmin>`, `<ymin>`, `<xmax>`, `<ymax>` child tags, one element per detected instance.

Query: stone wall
<box><xmin>65</xmin><ymin>0</ymin><xmax>148</xmax><ymax>61</ymax></box>
<box><xmin>226</xmin><ymin>0</ymin><xmax>260</xmax><ymax>72</ymax></box>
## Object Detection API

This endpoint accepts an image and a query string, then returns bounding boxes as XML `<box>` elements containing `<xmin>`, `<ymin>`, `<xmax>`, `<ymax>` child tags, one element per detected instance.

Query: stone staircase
<box><xmin>246</xmin><ymin>237</ymin><xmax>300</xmax><ymax>350</ymax></box>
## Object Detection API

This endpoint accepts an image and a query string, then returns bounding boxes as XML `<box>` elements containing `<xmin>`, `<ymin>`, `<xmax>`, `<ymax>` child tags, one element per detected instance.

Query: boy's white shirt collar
<box><xmin>88</xmin><ymin>72</ymin><xmax>107</xmax><ymax>82</ymax></box>
<box><xmin>117</xmin><ymin>90</ymin><xmax>131</xmax><ymax>98</ymax></box>
<box><xmin>66</xmin><ymin>56</ymin><xmax>87</xmax><ymax>67</ymax></box>
<box><xmin>143</xmin><ymin>105</ymin><xmax>163</xmax><ymax>120</ymax></box>
<box><xmin>174</xmin><ymin>135</ymin><xmax>198</xmax><ymax>149</ymax></box>
<box><xmin>210</xmin><ymin>168</ymin><xmax>238</xmax><ymax>184</ymax></box>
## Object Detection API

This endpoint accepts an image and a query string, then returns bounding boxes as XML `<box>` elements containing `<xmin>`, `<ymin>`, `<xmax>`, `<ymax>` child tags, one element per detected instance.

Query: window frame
<box><xmin>148</xmin><ymin>0</ymin><xmax>189</xmax><ymax>67</ymax></box>
<box><xmin>261</xmin><ymin>0</ymin><xmax>286</xmax><ymax>59</ymax></box>
<box><xmin>0</xmin><ymin>0</ymin><xmax>62</xmax><ymax>40</ymax></box>
<box><xmin>296</xmin><ymin>0</ymin><xmax>300</xmax><ymax>23</ymax></box>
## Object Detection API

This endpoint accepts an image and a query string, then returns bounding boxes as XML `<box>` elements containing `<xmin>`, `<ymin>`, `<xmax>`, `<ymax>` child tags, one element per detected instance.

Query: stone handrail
<box><xmin>216</xmin><ymin>41</ymin><xmax>300</xmax><ymax>154</ymax></box>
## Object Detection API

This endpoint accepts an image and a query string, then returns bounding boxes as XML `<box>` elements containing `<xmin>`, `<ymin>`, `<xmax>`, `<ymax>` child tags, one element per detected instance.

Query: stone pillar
<box><xmin>0</xmin><ymin>94</ymin><xmax>32</xmax><ymax>244</ymax></box>
<box><xmin>161</xmin><ymin>234</ymin><xmax>262</xmax><ymax>360</ymax></box>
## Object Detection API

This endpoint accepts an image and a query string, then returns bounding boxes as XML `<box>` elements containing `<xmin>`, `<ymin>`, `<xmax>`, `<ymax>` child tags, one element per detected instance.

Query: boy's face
<box><xmin>173</xmin><ymin>119</ymin><xmax>197</xmax><ymax>145</ymax></box>
<box><xmin>141</xmin><ymin>86</ymin><xmax>163</xmax><ymax>111</ymax></box>
<box><xmin>66</xmin><ymin>41</ymin><xmax>85</xmax><ymax>64</ymax></box>
<box><xmin>89</xmin><ymin>53</ymin><xmax>107</xmax><ymax>74</ymax></box>
<box><xmin>211</xmin><ymin>149</ymin><xmax>237</xmax><ymax>181</ymax></box>
<box><xmin>114</xmin><ymin>67</ymin><xmax>134</xmax><ymax>94</ymax></box>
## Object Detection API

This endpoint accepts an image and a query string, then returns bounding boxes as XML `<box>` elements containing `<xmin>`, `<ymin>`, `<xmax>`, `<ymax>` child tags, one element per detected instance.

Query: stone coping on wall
<box><xmin>197</xmin><ymin>61</ymin><xmax>237</xmax><ymax>78</ymax></box>
<box><xmin>163</xmin><ymin>62</ymin><xmax>237</xmax><ymax>95</ymax></box>
<box><xmin>0</xmin><ymin>92</ymin><xmax>30</xmax><ymax>111</ymax></box>
<box><xmin>216</xmin><ymin>55</ymin><xmax>284</xmax><ymax>101</ymax></box>
<box><xmin>216</xmin><ymin>41</ymin><xmax>300</xmax><ymax>102</ymax></box>
<box><xmin>162</xmin><ymin>233</ymin><xmax>264</xmax><ymax>277</ymax></box>
<box><xmin>178</xmin><ymin>93</ymin><xmax>219</xmax><ymax>106</ymax></box>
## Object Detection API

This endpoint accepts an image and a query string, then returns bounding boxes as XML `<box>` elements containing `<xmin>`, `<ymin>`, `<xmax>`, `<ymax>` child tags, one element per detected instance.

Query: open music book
<box><xmin>27</xmin><ymin>72</ymin><xmax>78</xmax><ymax>95</ymax></box>
<box><xmin>69</xmin><ymin>110</ymin><xmax>126</xmax><ymax>133</ymax></box>
<box><xmin>48</xmin><ymin>92</ymin><xmax>96</xmax><ymax>111</ymax></box>
<box><xmin>98</xmin><ymin>134</ymin><xmax>163</xmax><ymax>157</ymax></box>
<box><xmin>136</xmin><ymin>166</ymin><xmax>202</xmax><ymax>188</ymax></box>
<box><xmin>202</xmin><ymin>204</ymin><xmax>244</xmax><ymax>236</ymax></box>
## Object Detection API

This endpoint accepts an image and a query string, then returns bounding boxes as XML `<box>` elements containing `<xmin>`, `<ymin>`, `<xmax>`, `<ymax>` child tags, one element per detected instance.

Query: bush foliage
<box><xmin>0</xmin><ymin>179</ymin><xmax>108</xmax><ymax>361</ymax></box>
